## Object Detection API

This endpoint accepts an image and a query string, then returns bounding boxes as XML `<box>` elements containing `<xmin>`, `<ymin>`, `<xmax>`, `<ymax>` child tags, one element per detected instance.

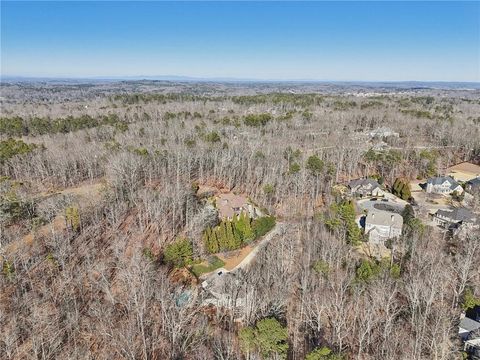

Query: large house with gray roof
<box><xmin>425</xmin><ymin>176</ymin><xmax>463</xmax><ymax>195</ymax></box>
<box><xmin>466</xmin><ymin>177</ymin><xmax>480</xmax><ymax>194</ymax></box>
<box><xmin>432</xmin><ymin>207</ymin><xmax>477</xmax><ymax>228</ymax></box>
<box><xmin>432</xmin><ymin>208</ymin><xmax>479</xmax><ymax>239</ymax></box>
<box><xmin>365</xmin><ymin>210</ymin><xmax>403</xmax><ymax>244</ymax></box>
<box><xmin>348</xmin><ymin>178</ymin><xmax>384</xmax><ymax>197</ymax></box>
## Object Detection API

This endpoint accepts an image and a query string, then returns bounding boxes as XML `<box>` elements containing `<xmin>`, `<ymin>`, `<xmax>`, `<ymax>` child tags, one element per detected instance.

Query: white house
<box><xmin>425</xmin><ymin>176</ymin><xmax>463</xmax><ymax>195</ymax></box>
<box><xmin>365</xmin><ymin>210</ymin><xmax>403</xmax><ymax>244</ymax></box>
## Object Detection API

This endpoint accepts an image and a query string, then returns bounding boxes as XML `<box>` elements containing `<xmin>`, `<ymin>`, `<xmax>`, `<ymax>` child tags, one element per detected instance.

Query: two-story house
<box><xmin>348</xmin><ymin>178</ymin><xmax>384</xmax><ymax>197</ymax></box>
<box><xmin>432</xmin><ymin>207</ymin><xmax>477</xmax><ymax>228</ymax></box>
<box><xmin>365</xmin><ymin>210</ymin><xmax>403</xmax><ymax>244</ymax></box>
<box><xmin>425</xmin><ymin>176</ymin><xmax>463</xmax><ymax>195</ymax></box>
<box><xmin>432</xmin><ymin>207</ymin><xmax>479</xmax><ymax>238</ymax></box>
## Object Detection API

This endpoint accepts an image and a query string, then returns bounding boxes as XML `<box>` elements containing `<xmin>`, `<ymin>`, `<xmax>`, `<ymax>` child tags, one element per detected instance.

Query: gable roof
<box><xmin>460</xmin><ymin>317</ymin><xmax>480</xmax><ymax>332</ymax></box>
<box><xmin>366</xmin><ymin>210</ymin><xmax>403</xmax><ymax>228</ymax></box>
<box><xmin>427</xmin><ymin>176</ymin><xmax>460</xmax><ymax>190</ymax></box>
<box><xmin>348</xmin><ymin>178</ymin><xmax>380</xmax><ymax>189</ymax></box>
<box><xmin>467</xmin><ymin>177</ymin><xmax>480</xmax><ymax>189</ymax></box>
<box><xmin>436</xmin><ymin>207</ymin><xmax>476</xmax><ymax>223</ymax></box>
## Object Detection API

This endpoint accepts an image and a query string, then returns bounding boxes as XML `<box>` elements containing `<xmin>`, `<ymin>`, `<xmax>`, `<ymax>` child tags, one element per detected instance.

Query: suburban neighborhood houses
<box><xmin>369</xmin><ymin>161</ymin><xmax>480</xmax><ymax>358</ymax></box>
<box><xmin>193</xmin><ymin>161</ymin><xmax>480</xmax><ymax>319</ymax></box>
<box><xmin>347</xmin><ymin>161</ymin><xmax>480</xmax><ymax>252</ymax></box>
<box><xmin>344</xmin><ymin>162</ymin><xmax>480</xmax><ymax>358</ymax></box>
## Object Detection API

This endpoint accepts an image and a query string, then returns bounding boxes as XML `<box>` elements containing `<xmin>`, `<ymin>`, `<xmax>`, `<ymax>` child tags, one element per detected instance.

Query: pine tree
<box><xmin>240</xmin><ymin>211</ymin><xmax>254</xmax><ymax>242</ymax></box>
<box><xmin>226</xmin><ymin>221</ymin><xmax>236</xmax><ymax>250</ymax></box>
<box><xmin>204</xmin><ymin>227</ymin><xmax>219</xmax><ymax>253</ymax></box>
<box><xmin>203</xmin><ymin>228</ymin><xmax>212</xmax><ymax>253</ymax></box>
<box><xmin>230</xmin><ymin>221</ymin><xmax>242</xmax><ymax>249</ymax></box>
<box><xmin>218</xmin><ymin>221</ymin><xmax>229</xmax><ymax>251</ymax></box>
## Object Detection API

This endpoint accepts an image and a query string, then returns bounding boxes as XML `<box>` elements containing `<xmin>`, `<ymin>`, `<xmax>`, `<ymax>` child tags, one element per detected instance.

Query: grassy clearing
<box><xmin>191</xmin><ymin>256</ymin><xmax>225</xmax><ymax>277</ymax></box>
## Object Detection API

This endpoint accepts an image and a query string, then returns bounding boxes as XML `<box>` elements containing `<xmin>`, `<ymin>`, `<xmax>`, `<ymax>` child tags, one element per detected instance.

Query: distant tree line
<box><xmin>0</xmin><ymin>114</ymin><xmax>127</xmax><ymax>137</ymax></box>
<box><xmin>111</xmin><ymin>93</ymin><xmax>218</xmax><ymax>104</ymax></box>
<box><xmin>232</xmin><ymin>93</ymin><xmax>324</xmax><ymax>106</ymax></box>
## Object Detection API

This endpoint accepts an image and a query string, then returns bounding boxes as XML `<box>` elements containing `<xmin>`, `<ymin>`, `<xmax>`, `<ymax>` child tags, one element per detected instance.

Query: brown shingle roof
<box><xmin>216</xmin><ymin>193</ymin><xmax>249</xmax><ymax>219</ymax></box>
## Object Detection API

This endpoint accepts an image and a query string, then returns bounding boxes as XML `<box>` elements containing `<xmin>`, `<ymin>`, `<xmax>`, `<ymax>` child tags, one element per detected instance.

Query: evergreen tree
<box><xmin>236</xmin><ymin>211</ymin><xmax>254</xmax><ymax>243</ymax></box>
<box><xmin>392</xmin><ymin>178</ymin><xmax>411</xmax><ymax>200</ymax></box>
<box><xmin>203</xmin><ymin>227</ymin><xmax>219</xmax><ymax>253</ymax></box>
<box><xmin>239</xmin><ymin>318</ymin><xmax>289</xmax><ymax>360</ymax></box>
<box><xmin>164</xmin><ymin>238</ymin><xmax>193</xmax><ymax>267</ymax></box>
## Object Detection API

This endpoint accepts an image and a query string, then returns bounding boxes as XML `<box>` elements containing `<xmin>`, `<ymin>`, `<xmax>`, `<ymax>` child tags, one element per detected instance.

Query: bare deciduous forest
<box><xmin>1</xmin><ymin>80</ymin><xmax>479</xmax><ymax>360</ymax></box>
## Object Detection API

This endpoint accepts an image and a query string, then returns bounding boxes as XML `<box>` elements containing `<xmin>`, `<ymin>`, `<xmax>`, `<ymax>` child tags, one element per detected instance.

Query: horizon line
<box><xmin>1</xmin><ymin>74</ymin><xmax>480</xmax><ymax>85</ymax></box>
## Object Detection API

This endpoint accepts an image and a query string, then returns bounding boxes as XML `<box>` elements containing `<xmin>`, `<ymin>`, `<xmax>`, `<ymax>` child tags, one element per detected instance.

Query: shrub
<box><xmin>306</xmin><ymin>346</ymin><xmax>343</xmax><ymax>360</ymax></box>
<box><xmin>203</xmin><ymin>214</ymin><xmax>275</xmax><ymax>254</ymax></box>
<box><xmin>203</xmin><ymin>212</ymin><xmax>255</xmax><ymax>253</ymax></box>
<box><xmin>355</xmin><ymin>259</ymin><xmax>401</xmax><ymax>283</ymax></box>
<box><xmin>65</xmin><ymin>206</ymin><xmax>81</xmax><ymax>232</ymax></box>
<box><xmin>263</xmin><ymin>184</ymin><xmax>275</xmax><ymax>196</ymax></box>
<box><xmin>204</xmin><ymin>131</ymin><xmax>221</xmax><ymax>143</ymax></box>
<box><xmin>2</xmin><ymin>260</ymin><xmax>14</xmax><ymax>279</ymax></box>
<box><xmin>288</xmin><ymin>162</ymin><xmax>301</xmax><ymax>174</ymax></box>
<box><xmin>243</xmin><ymin>113</ymin><xmax>273</xmax><ymax>127</ymax></box>
<box><xmin>313</xmin><ymin>259</ymin><xmax>330</xmax><ymax>276</ymax></box>
<box><xmin>306</xmin><ymin>155</ymin><xmax>324</xmax><ymax>175</ymax></box>
<box><xmin>142</xmin><ymin>248</ymin><xmax>156</xmax><ymax>262</ymax></box>
<box><xmin>356</xmin><ymin>260</ymin><xmax>381</xmax><ymax>282</ymax></box>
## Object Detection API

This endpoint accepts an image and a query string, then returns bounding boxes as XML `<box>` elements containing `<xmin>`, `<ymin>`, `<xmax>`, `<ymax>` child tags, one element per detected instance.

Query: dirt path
<box><xmin>3</xmin><ymin>180</ymin><xmax>104</xmax><ymax>255</ymax></box>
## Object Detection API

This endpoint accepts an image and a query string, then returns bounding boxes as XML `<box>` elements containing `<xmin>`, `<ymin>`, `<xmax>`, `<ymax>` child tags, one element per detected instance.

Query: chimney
<box><xmin>391</xmin><ymin>215</ymin><xmax>395</xmax><ymax>222</ymax></box>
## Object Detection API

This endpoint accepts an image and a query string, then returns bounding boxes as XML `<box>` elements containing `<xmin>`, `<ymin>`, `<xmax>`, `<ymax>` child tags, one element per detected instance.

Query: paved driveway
<box><xmin>356</xmin><ymin>197</ymin><xmax>406</xmax><ymax>215</ymax></box>
<box><xmin>201</xmin><ymin>222</ymin><xmax>286</xmax><ymax>281</ymax></box>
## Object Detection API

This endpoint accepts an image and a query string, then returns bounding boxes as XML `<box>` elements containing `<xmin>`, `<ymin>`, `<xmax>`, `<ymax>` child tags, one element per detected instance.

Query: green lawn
<box><xmin>191</xmin><ymin>256</ymin><xmax>225</xmax><ymax>277</ymax></box>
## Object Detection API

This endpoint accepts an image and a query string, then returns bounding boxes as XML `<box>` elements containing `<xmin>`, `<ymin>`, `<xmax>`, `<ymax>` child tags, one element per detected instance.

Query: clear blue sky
<box><xmin>1</xmin><ymin>1</ymin><xmax>479</xmax><ymax>81</ymax></box>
